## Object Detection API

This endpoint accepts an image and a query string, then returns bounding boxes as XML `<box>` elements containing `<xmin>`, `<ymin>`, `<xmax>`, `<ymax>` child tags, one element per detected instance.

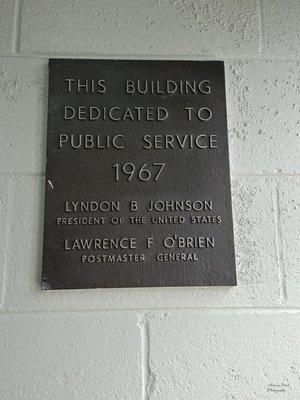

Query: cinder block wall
<box><xmin>0</xmin><ymin>1</ymin><xmax>299</xmax><ymax>399</ymax></box>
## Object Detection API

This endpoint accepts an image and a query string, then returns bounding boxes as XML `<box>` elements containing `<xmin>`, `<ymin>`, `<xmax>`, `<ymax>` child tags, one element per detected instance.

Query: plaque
<box><xmin>42</xmin><ymin>59</ymin><xmax>236</xmax><ymax>289</ymax></box>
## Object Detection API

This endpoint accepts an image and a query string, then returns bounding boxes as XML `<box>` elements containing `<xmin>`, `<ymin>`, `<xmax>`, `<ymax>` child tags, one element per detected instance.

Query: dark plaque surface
<box><xmin>42</xmin><ymin>59</ymin><xmax>236</xmax><ymax>289</ymax></box>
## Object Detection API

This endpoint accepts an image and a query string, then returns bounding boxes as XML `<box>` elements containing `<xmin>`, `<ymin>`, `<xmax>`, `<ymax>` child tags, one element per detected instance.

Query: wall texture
<box><xmin>0</xmin><ymin>0</ymin><xmax>299</xmax><ymax>399</ymax></box>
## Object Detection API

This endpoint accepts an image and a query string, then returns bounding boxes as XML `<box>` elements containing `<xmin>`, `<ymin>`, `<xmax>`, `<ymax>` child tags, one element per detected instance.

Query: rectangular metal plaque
<box><xmin>42</xmin><ymin>59</ymin><xmax>236</xmax><ymax>289</ymax></box>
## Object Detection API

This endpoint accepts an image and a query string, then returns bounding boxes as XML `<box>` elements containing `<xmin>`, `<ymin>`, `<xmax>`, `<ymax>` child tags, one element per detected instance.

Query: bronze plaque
<box><xmin>42</xmin><ymin>59</ymin><xmax>236</xmax><ymax>289</ymax></box>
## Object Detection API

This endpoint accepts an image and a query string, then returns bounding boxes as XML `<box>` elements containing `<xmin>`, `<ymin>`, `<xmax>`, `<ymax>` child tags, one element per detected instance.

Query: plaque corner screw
<box><xmin>47</xmin><ymin>179</ymin><xmax>54</xmax><ymax>190</ymax></box>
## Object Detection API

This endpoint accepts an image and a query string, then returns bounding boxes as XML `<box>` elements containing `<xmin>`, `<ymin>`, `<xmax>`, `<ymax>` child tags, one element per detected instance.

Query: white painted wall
<box><xmin>0</xmin><ymin>1</ymin><xmax>299</xmax><ymax>399</ymax></box>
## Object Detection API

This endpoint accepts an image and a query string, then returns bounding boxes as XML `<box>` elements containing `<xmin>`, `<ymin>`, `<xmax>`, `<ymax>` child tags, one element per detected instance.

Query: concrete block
<box><xmin>262</xmin><ymin>0</ymin><xmax>300</xmax><ymax>58</ymax></box>
<box><xmin>19</xmin><ymin>0</ymin><xmax>260</xmax><ymax>56</ymax></box>
<box><xmin>0</xmin><ymin>312</ymin><xmax>141</xmax><ymax>400</ymax></box>
<box><xmin>2</xmin><ymin>176</ymin><xmax>282</xmax><ymax>311</ymax></box>
<box><xmin>230</xmin><ymin>178</ymin><xmax>280</xmax><ymax>303</ymax></box>
<box><xmin>278</xmin><ymin>178</ymin><xmax>300</xmax><ymax>306</ymax></box>
<box><xmin>226</xmin><ymin>60</ymin><xmax>300</xmax><ymax>174</ymax></box>
<box><xmin>0</xmin><ymin>0</ymin><xmax>15</xmax><ymax>54</ymax></box>
<box><xmin>0</xmin><ymin>57</ymin><xmax>47</xmax><ymax>174</ymax></box>
<box><xmin>0</xmin><ymin>178</ymin><xmax>9</xmax><ymax>307</ymax></box>
<box><xmin>148</xmin><ymin>311</ymin><xmax>300</xmax><ymax>400</ymax></box>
